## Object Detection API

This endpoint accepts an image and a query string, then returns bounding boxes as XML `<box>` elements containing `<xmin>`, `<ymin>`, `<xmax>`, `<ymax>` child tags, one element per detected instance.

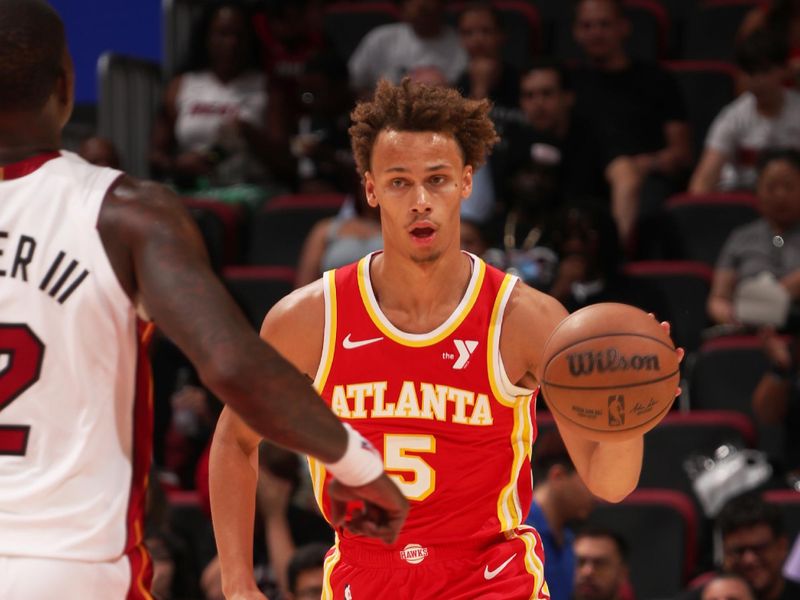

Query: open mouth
<box><xmin>410</xmin><ymin>227</ymin><xmax>435</xmax><ymax>239</ymax></box>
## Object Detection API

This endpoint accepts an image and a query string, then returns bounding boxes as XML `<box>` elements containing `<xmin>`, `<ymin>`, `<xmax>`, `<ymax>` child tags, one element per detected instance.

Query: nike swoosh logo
<box><xmin>483</xmin><ymin>554</ymin><xmax>516</xmax><ymax>580</ymax></box>
<box><xmin>342</xmin><ymin>333</ymin><xmax>384</xmax><ymax>349</ymax></box>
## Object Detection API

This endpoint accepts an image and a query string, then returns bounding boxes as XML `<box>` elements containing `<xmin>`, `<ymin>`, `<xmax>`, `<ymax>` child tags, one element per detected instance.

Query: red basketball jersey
<box><xmin>310</xmin><ymin>252</ymin><xmax>540</xmax><ymax>552</ymax></box>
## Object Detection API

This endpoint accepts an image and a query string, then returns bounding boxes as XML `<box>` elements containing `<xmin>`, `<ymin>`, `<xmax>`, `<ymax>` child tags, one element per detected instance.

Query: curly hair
<box><xmin>349</xmin><ymin>78</ymin><xmax>499</xmax><ymax>176</ymax></box>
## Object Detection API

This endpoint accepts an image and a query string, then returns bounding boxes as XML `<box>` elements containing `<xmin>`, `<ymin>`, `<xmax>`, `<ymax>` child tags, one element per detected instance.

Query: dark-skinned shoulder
<box><xmin>97</xmin><ymin>174</ymin><xmax>209</xmax><ymax>302</ymax></box>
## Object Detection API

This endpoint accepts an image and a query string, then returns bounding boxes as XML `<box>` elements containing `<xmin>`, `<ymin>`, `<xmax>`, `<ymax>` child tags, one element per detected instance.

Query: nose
<box><xmin>411</xmin><ymin>184</ymin><xmax>433</xmax><ymax>213</ymax></box>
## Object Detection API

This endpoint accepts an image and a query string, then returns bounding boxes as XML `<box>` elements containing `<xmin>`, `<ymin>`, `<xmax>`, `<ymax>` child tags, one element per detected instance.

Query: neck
<box><xmin>533</xmin><ymin>486</ymin><xmax>565</xmax><ymax>544</ymax></box>
<box><xmin>369</xmin><ymin>246</ymin><xmax>472</xmax><ymax>333</ymax></box>
<box><xmin>756</xmin><ymin>88</ymin><xmax>786</xmax><ymax>117</ymax></box>
<box><xmin>0</xmin><ymin>125</ymin><xmax>60</xmax><ymax>165</ymax></box>
<box><xmin>589</xmin><ymin>51</ymin><xmax>629</xmax><ymax>72</ymax></box>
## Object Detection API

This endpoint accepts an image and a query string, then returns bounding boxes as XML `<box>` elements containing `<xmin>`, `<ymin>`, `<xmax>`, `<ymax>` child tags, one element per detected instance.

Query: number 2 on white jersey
<box><xmin>0</xmin><ymin>324</ymin><xmax>45</xmax><ymax>456</ymax></box>
<box><xmin>383</xmin><ymin>434</ymin><xmax>436</xmax><ymax>501</ymax></box>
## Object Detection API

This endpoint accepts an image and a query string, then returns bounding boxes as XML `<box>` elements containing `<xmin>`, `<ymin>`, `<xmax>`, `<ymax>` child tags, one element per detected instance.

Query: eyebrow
<box><xmin>384</xmin><ymin>164</ymin><xmax>452</xmax><ymax>173</ymax></box>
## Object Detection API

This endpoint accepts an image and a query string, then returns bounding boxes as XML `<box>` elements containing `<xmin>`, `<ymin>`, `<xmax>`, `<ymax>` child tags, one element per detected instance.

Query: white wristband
<box><xmin>324</xmin><ymin>423</ymin><xmax>384</xmax><ymax>487</ymax></box>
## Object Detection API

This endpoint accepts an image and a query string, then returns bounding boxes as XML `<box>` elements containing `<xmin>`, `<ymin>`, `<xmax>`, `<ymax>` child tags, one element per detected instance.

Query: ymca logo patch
<box><xmin>452</xmin><ymin>339</ymin><xmax>478</xmax><ymax>369</ymax></box>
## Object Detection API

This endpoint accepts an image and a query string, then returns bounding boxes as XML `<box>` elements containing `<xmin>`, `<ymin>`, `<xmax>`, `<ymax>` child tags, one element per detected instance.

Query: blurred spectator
<box><xmin>455</xmin><ymin>2</ymin><xmax>520</xmax><ymax>108</ymax></box>
<box><xmin>569</xmin><ymin>0</ymin><xmax>692</xmax><ymax>245</ymax></box>
<box><xmin>524</xmin><ymin>430</ymin><xmax>595</xmax><ymax>600</ymax></box>
<box><xmin>751</xmin><ymin>327</ymin><xmax>800</xmax><ymax>480</ymax></box>
<box><xmin>150</xmin><ymin>1</ymin><xmax>288</xmax><ymax>196</ymax></box>
<box><xmin>690</xmin><ymin>31</ymin><xmax>800</xmax><ymax>194</ymax></box>
<box><xmin>295</xmin><ymin>193</ymin><xmax>382</xmax><ymax>287</ymax></box>
<box><xmin>460</xmin><ymin>217</ymin><xmax>490</xmax><ymax>257</ymax></box>
<box><xmin>254</xmin><ymin>0</ymin><xmax>326</xmax><ymax>86</ymax></box>
<box><xmin>707</xmin><ymin>150</ymin><xmax>800</xmax><ymax>326</ymax></box>
<box><xmin>78</xmin><ymin>136</ymin><xmax>120</xmax><ymax>169</ymax></box>
<box><xmin>493</xmin><ymin>61</ymin><xmax>610</xmax><ymax>215</ymax></box>
<box><xmin>701</xmin><ymin>573</ymin><xmax>756</xmax><ymax>600</ymax></box>
<box><xmin>348</xmin><ymin>0</ymin><xmax>467</xmax><ymax>95</ymax></box>
<box><xmin>716</xmin><ymin>494</ymin><xmax>800</xmax><ymax>599</ymax></box>
<box><xmin>739</xmin><ymin>0</ymin><xmax>800</xmax><ymax>88</ymax></box>
<box><xmin>288</xmin><ymin>53</ymin><xmax>356</xmax><ymax>193</ymax></box>
<box><xmin>286</xmin><ymin>543</ymin><xmax>328</xmax><ymax>600</ymax></box>
<box><xmin>572</xmin><ymin>527</ymin><xmax>632</xmax><ymax>600</ymax></box>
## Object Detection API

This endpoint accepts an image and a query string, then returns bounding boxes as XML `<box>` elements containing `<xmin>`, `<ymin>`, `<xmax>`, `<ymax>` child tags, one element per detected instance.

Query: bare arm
<box><xmin>689</xmin><ymin>148</ymin><xmax>727</xmax><ymax>194</ymax></box>
<box><xmin>634</xmin><ymin>121</ymin><xmax>693</xmax><ymax>177</ymax></box>
<box><xmin>505</xmin><ymin>285</ymin><xmax>646</xmax><ymax>502</ymax></box>
<box><xmin>209</xmin><ymin>408</ymin><xmax>264</xmax><ymax>598</ymax></box>
<box><xmin>99</xmin><ymin>177</ymin><xmax>348</xmax><ymax>461</ymax></box>
<box><xmin>708</xmin><ymin>268</ymin><xmax>738</xmax><ymax>324</ymax></box>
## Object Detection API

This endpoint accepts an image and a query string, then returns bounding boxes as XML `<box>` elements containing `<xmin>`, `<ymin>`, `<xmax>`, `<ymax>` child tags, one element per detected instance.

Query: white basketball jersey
<box><xmin>0</xmin><ymin>151</ymin><xmax>152</xmax><ymax>568</ymax></box>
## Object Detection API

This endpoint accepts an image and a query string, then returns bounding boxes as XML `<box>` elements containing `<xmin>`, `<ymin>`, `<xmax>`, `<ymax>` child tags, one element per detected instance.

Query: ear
<box><xmin>364</xmin><ymin>172</ymin><xmax>379</xmax><ymax>208</ymax></box>
<box><xmin>54</xmin><ymin>51</ymin><xmax>75</xmax><ymax>126</ymax></box>
<box><xmin>461</xmin><ymin>164</ymin><xmax>474</xmax><ymax>199</ymax></box>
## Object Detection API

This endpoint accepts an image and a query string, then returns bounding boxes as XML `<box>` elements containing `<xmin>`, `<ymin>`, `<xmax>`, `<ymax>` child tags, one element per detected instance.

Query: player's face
<box><xmin>573</xmin><ymin>537</ymin><xmax>627</xmax><ymax>600</ymax></box>
<box><xmin>757</xmin><ymin>159</ymin><xmax>800</xmax><ymax>231</ymax></box>
<box><xmin>701</xmin><ymin>578</ymin><xmax>754</xmax><ymax>600</ymax></box>
<box><xmin>573</xmin><ymin>0</ymin><xmax>628</xmax><ymax>62</ymax></box>
<box><xmin>519</xmin><ymin>70</ymin><xmax>572</xmax><ymax>132</ymax></box>
<box><xmin>364</xmin><ymin>130</ymin><xmax>473</xmax><ymax>264</ymax></box>
<box><xmin>722</xmin><ymin>524</ymin><xmax>787</xmax><ymax>596</ymax></box>
<box><xmin>207</xmin><ymin>6</ymin><xmax>251</xmax><ymax>74</ymax></box>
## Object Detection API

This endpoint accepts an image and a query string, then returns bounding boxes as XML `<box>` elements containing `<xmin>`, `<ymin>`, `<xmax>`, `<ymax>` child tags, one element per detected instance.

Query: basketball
<box><xmin>541</xmin><ymin>303</ymin><xmax>680</xmax><ymax>442</ymax></box>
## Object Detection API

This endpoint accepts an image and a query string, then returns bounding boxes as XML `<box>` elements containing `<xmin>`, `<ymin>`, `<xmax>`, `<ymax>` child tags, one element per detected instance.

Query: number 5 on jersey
<box><xmin>0</xmin><ymin>324</ymin><xmax>45</xmax><ymax>456</ymax></box>
<box><xmin>383</xmin><ymin>434</ymin><xmax>436</xmax><ymax>501</ymax></box>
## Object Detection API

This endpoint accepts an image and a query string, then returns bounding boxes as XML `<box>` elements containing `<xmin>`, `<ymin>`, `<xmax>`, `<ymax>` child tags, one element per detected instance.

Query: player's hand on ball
<box><xmin>328</xmin><ymin>473</ymin><xmax>409</xmax><ymax>545</ymax></box>
<box><xmin>648</xmin><ymin>313</ymin><xmax>685</xmax><ymax>398</ymax></box>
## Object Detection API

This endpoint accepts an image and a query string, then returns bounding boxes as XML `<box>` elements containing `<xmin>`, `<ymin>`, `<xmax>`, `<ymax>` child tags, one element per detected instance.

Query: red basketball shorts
<box><xmin>322</xmin><ymin>526</ymin><xmax>551</xmax><ymax>600</ymax></box>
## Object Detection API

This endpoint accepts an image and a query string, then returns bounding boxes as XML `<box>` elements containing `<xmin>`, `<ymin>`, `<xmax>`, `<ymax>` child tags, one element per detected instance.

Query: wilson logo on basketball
<box><xmin>566</xmin><ymin>348</ymin><xmax>660</xmax><ymax>376</ymax></box>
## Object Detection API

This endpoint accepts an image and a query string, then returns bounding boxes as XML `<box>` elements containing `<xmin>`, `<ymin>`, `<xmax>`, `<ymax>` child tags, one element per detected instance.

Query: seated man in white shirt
<box><xmin>348</xmin><ymin>0</ymin><xmax>467</xmax><ymax>96</ymax></box>
<box><xmin>690</xmin><ymin>30</ymin><xmax>800</xmax><ymax>193</ymax></box>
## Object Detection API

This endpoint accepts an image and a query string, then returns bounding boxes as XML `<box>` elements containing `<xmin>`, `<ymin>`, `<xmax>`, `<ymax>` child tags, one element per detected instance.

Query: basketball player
<box><xmin>0</xmin><ymin>2</ymin><xmax>407</xmax><ymax>599</ymax></box>
<box><xmin>210</xmin><ymin>79</ymin><xmax>682</xmax><ymax>599</ymax></box>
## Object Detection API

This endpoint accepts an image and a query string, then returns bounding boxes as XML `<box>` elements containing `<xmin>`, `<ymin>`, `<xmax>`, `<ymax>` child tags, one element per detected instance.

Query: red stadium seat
<box><xmin>587</xmin><ymin>489</ymin><xmax>699</xmax><ymax>595</ymax></box>
<box><xmin>246</xmin><ymin>193</ymin><xmax>346</xmax><ymax>267</ymax></box>
<box><xmin>665</xmin><ymin>60</ymin><xmax>738</xmax><ymax>159</ymax></box>
<box><xmin>689</xmin><ymin>334</ymin><xmax>770</xmax><ymax>416</ymax></box>
<box><xmin>684</xmin><ymin>0</ymin><xmax>763</xmax><ymax>61</ymax></box>
<box><xmin>622</xmin><ymin>260</ymin><xmax>713</xmax><ymax>352</ymax></box>
<box><xmin>763</xmin><ymin>489</ymin><xmax>800</xmax><ymax>542</ymax></box>
<box><xmin>659</xmin><ymin>191</ymin><xmax>759</xmax><ymax>265</ymax></box>
<box><xmin>223</xmin><ymin>265</ymin><xmax>296</xmax><ymax>329</ymax></box>
<box><xmin>182</xmin><ymin>197</ymin><xmax>247</xmax><ymax>266</ymax></box>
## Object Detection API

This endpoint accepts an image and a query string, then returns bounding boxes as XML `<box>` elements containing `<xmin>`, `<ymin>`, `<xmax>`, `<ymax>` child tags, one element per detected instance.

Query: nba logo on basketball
<box><xmin>608</xmin><ymin>394</ymin><xmax>625</xmax><ymax>426</ymax></box>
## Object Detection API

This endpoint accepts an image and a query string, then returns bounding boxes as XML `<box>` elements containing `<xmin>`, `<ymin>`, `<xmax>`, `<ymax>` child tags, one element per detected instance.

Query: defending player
<box><xmin>0</xmin><ymin>2</ymin><xmax>407</xmax><ymax>598</ymax></box>
<box><xmin>210</xmin><ymin>79</ymin><xmax>680</xmax><ymax>599</ymax></box>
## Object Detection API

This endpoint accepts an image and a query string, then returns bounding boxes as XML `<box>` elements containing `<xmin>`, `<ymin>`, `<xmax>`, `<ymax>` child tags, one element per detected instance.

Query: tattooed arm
<box><xmin>97</xmin><ymin>175</ymin><xmax>349</xmax><ymax>460</ymax></box>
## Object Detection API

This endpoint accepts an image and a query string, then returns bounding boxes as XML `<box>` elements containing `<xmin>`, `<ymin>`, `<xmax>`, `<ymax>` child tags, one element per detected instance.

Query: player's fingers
<box><xmin>675</xmin><ymin>386</ymin><xmax>682</xmax><ymax>397</ymax></box>
<box><xmin>660</xmin><ymin>320</ymin><xmax>671</xmax><ymax>336</ymax></box>
<box><xmin>676</xmin><ymin>347</ymin><xmax>685</xmax><ymax>363</ymax></box>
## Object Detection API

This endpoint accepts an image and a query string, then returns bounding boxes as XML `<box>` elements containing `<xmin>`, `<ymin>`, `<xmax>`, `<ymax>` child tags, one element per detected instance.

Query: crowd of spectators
<box><xmin>77</xmin><ymin>0</ymin><xmax>800</xmax><ymax>598</ymax></box>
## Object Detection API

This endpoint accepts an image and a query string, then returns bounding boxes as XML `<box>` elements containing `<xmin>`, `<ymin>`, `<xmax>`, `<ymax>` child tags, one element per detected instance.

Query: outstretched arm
<box><xmin>507</xmin><ymin>285</ymin><xmax>657</xmax><ymax>502</ymax></box>
<box><xmin>99</xmin><ymin>177</ymin><xmax>348</xmax><ymax>461</ymax></box>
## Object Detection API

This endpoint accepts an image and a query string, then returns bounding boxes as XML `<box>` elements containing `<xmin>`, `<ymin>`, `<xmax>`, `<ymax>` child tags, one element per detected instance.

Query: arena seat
<box><xmin>665</xmin><ymin>60</ymin><xmax>738</xmax><ymax>159</ymax></box>
<box><xmin>223</xmin><ymin>265</ymin><xmax>296</xmax><ymax>329</ymax></box>
<box><xmin>689</xmin><ymin>335</ymin><xmax>770</xmax><ymax>416</ymax></box>
<box><xmin>587</xmin><ymin>489</ymin><xmax>699</xmax><ymax>597</ymax></box>
<box><xmin>246</xmin><ymin>193</ymin><xmax>346</xmax><ymax>267</ymax></box>
<box><xmin>658</xmin><ymin>192</ymin><xmax>759</xmax><ymax>265</ymax></box>
<box><xmin>322</xmin><ymin>2</ymin><xmax>401</xmax><ymax>63</ymax></box>
<box><xmin>97</xmin><ymin>52</ymin><xmax>162</xmax><ymax>178</ymax></box>
<box><xmin>683</xmin><ymin>0</ymin><xmax>762</xmax><ymax>61</ymax></box>
<box><xmin>763</xmin><ymin>489</ymin><xmax>800</xmax><ymax>542</ymax></box>
<box><xmin>550</xmin><ymin>0</ymin><xmax>669</xmax><ymax>61</ymax></box>
<box><xmin>622</xmin><ymin>261</ymin><xmax>713</xmax><ymax>353</ymax></box>
<box><xmin>182</xmin><ymin>197</ymin><xmax>248</xmax><ymax>267</ymax></box>
<box><xmin>446</xmin><ymin>1</ymin><xmax>542</xmax><ymax>69</ymax></box>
